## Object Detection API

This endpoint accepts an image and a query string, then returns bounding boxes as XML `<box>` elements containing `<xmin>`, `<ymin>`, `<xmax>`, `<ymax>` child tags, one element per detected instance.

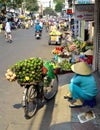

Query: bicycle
<box><xmin>6</xmin><ymin>58</ymin><xmax>58</xmax><ymax>119</ymax></box>
<box><xmin>20</xmin><ymin>73</ymin><xmax>58</xmax><ymax>119</ymax></box>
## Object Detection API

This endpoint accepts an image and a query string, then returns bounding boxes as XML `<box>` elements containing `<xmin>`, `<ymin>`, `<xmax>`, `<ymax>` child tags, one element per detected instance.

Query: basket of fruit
<box><xmin>5</xmin><ymin>57</ymin><xmax>43</xmax><ymax>86</ymax></box>
<box><xmin>60</xmin><ymin>60</ymin><xmax>73</xmax><ymax>74</ymax></box>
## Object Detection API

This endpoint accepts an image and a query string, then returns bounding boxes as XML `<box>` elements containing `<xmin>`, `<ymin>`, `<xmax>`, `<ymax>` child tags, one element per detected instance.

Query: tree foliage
<box><xmin>0</xmin><ymin>0</ymin><xmax>38</xmax><ymax>11</ymax></box>
<box><xmin>54</xmin><ymin>0</ymin><xmax>65</xmax><ymax>3</ymax></box>
<box><xmin>21</xmin><ymin>0</ymin><xmax>39</xmax><ymax>11</ymax></box>
<box><xmin>43</xmin><ymin>7</ymin><xmax>57</xmax><ymax>16</ymax></box>
<box><xmin>55</xmin><ymin>1</ymin><xmax>63</xmax><ymax>12</ymax></box>
<box><xmin>25</xmin><ymin>0</ymin><xmax>39</xmax><ymax>11</ymax></box>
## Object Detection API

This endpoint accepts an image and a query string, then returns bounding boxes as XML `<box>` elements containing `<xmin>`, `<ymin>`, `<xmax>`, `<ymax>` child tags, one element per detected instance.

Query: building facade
<box><xmin>64</xmin><ymin>0</ymin><xmax>100</xmax><ymax>74</ymax></box>
<box><xmin>93</xmin><ymin>0</ymin><xmax>100</xmax><ymax>73</ymax></box>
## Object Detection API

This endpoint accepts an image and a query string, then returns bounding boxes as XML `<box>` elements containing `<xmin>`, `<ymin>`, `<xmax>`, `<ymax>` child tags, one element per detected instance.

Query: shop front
<box><xmin>93</xmin><ymin>0</ymin><xmax>100</xmax><ymax>74</ymax></box>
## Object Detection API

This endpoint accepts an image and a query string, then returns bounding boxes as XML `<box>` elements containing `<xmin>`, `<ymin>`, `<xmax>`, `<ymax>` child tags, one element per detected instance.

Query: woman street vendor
<box><xmin>64</xmin><ymin>62</ymin><xmax>98</xmax><ymax>108</ymax></box>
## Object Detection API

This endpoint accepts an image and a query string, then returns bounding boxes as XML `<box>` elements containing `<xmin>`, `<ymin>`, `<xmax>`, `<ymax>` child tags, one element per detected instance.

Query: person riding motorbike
<box><xmin>35</xmin><ymin>22</ymin><xmax>41</xmax><ymax>36</ymax></box>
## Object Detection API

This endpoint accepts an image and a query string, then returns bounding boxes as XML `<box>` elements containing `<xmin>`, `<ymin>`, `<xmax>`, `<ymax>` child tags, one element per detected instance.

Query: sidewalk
<box><xmin>56</xmin><ymin>71</ymin><xmax>100</xmax><ymax>130</ymax></box>
<box><xmin>50</xmin><ymin>71</ymin><xmax>100</xmax><ymax>130</ymax></box>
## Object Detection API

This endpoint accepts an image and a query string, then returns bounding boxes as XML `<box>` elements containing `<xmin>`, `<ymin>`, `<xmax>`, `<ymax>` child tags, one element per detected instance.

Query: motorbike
<box><xmin>35</xmin><ymin>31</ymin><xmax>41</xmax><ymax>39</ymax></box>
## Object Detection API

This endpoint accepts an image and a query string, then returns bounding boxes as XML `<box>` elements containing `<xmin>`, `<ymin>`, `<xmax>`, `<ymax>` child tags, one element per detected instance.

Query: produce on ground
<box><xmin>52</xmin><ymin>47</ymin><xmax>64</xmax><ymax>55</ymax></box>
<box><xmin>59</xmin><ymin>60</ymin><xmax>72</xmax><ymax>71</ymax></box>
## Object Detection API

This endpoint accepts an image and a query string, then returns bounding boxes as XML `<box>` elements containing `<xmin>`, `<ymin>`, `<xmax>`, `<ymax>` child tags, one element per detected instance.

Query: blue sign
<box><xmin>78</xmin><ymin>0</ymin><xmax>91</xmax><ymax>4</ymax></box>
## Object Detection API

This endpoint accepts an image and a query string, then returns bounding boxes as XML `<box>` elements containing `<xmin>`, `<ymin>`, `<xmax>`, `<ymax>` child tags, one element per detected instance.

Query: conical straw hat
<box><xmin>84</xmin><ymin>49</ymin><xmax>93</xmax><ymax>56</ymax></box>
<box><xmin>71</xmin><ymin>62</ymin><xmax>92</xmax><ymax>75</ymax></box>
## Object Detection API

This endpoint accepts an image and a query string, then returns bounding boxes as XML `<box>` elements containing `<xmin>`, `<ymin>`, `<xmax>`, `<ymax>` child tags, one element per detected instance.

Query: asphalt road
<box><xmin>0</xmin><ymin>27</ymin><xmax>73</xmax><ymax>130</ymax></box>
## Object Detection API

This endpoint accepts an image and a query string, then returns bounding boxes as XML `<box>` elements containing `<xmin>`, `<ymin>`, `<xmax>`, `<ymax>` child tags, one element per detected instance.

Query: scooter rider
<box><xmin>35</xmin><ymin>22</ymin><xmax>41</xmax><ymax>36</ymax></box>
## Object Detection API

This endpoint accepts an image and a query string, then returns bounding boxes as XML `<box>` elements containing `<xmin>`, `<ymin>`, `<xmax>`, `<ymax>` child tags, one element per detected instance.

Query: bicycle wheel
<box><xmin>44</xmin><ymin>74</ymin><xmax>58</xmax><ymax>100</ymax></box>
<box><xmin>24</xmin><ymin>85</ymin><xmax>38</xmax><ymax>119</ymax></box>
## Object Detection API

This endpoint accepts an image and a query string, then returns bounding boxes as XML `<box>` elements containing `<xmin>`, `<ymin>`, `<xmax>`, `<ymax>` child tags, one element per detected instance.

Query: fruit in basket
<box><xmin>69</xmin><ymin>44</ymin><xmax>77</xmax><ymax>51</ymax></box>
<box><xmin>52</xmin><ymin>47</ymin><xmax>63</xmax><ymax>55</ymax></box>
<box><xmin>10</xmin><ymin>57</ymin><xmax>43</xmax><ymax>84</ymax></box>
<box><xmin>25</xmin><ymin>76</ymin><xmax>30</xmax><ymax>81</ymax></box>
<box><xmin>50</xmin><ymin>30</ymin><xmax>61</xmax><ymax>36</ymax></box>
<box><xmin>60</xmin><ymin>60</ymin><xmax>72</xmax><ymax>71</ymax></box>
<box><xmin>50</xmin><ymin>31</ymin><xmax>56</xmax><ymax>35</ymax></box>
<box><xmin>5</xmin><ymin>69</ymin><xmax>16</xmax><ymax>82</ymax></box>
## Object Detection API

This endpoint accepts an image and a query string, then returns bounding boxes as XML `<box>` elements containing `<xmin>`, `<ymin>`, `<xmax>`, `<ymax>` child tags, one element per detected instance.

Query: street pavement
<box><xmin>0</xmin><ymin>27</ymin><xmax>100</xmax><ymax>130</ymax></box>
<box><xmin>5</xmin><ymin>72</ymin><xmax>100</xmax><ymax>130</ymax></box>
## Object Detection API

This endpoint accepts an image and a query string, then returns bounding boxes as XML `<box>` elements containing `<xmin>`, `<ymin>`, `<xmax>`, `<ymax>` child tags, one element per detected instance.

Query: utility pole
<box><xmin>21</xmin><ymin>0</ymin><xmax>26</xmax><ymax>15</ymax></box>
<box><xmin>49</xmin><ymin>0</ymin><xmax>51</xmax><ymax>8</ymax></box>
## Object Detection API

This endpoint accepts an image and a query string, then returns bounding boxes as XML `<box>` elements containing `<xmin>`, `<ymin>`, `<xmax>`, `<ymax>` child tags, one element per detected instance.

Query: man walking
<box><xmin>5</xmin><ymin>19</ymin><xmax>12</xmax><ymax>43</ymax></box>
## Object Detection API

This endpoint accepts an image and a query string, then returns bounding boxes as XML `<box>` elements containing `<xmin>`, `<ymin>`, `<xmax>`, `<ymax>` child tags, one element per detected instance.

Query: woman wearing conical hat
<box><xmin>84</xmin><ymin>49</ymin><xmax>93</xmax><ymax>65</ymax></box>
<box><xmin>64</xmin><ymin>62</ymin><xmax>98</xmax><ymax>108</ymax></box>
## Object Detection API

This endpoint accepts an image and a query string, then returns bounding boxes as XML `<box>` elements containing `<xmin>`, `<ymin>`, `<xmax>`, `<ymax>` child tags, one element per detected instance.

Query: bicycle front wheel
<box><xmin>24</xmin><ymin>85</ymin><xmax>38</xmax><ymax>119</ymax></box>
<box><xmin>44</xmin><ymin>74</ymin><xmax>58</xmax><ymax>100</ymax></box>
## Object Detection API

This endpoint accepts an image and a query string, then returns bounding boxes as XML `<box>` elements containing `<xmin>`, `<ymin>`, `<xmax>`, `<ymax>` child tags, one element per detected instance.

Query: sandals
<box><xmin>64</xmin><ymin>96</ymin><xmax>72</xmax><ymax>100</ymax></box>
<box><xmin>69</xmin><ymin>99</ymin><xmax>83</xmax><ymax>108</ymax></box>
<box><xmin>64</xmin><ymin>91</ymin><xmax>72</xmax><ymax>101</ymax></box>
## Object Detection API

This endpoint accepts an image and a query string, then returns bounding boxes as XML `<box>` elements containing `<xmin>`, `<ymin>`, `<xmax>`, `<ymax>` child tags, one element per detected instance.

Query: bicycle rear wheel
<box><xmin>24</xmin><ymin>85</ymin><xmax>38</xmax><ymax>119</ymax></box>
<box><xmin>44</xmin><ymin>74</ymin><xmax>58</xmax><ymax>100</ymax></box>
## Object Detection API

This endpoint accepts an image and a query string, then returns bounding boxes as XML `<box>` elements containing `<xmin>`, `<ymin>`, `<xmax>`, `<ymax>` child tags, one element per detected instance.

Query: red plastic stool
<box><xmin>83</xmin><ymin>98</ymin><xmax>96</xmax><ymax>108</ymax></box>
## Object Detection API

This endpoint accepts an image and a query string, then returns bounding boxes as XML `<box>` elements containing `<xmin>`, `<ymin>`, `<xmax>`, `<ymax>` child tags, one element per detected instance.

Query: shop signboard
<box><xmin>67</xmin><ymin>9</ymin><xmax>73</xmax><ymax>14</ymax></box>
<box><xmin>77</xmin><ymin>0</ymin><xmax>91</xmax><ymax>4</ymax></box>
<box><xmin>75</xmin><ymin>4</ymin><xmax>94</xmax><ymax>21</ymax></box>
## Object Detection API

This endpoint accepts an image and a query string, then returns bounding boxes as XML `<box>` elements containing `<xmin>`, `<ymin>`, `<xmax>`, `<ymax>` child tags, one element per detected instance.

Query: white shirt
<box><xmin>39</xmin><ymin>22</ymin><xmax>43</xmax><ymax>28</ymax></box>
<box><xmin>5</xmin><ymin>22</ymin><xmax>11</xmax><ymax>33</ymax></box>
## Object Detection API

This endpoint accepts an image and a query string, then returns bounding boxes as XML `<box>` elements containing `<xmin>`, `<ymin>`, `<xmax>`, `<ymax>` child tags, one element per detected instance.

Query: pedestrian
<box><xmin>0</xmin><ymin>20</ymin><xmax>3</xmax><ymax>33</ymax></box>
<box><xmin>84</xmin><ymin>49</ymin><xmax>93</xmax><ymax>66</ymax></box>
<box><xmin>45</xmin><ymin>20</ymin><xmax>49</xmax><ymax>32</ymax></box>
<box><xmin>39</xmin><ymin>20</ymin><xmax>43</xmax><ymax>29</ymax></box>
<box><xmin>64</xmin><ymin>20</ymin><xmax>69</xmax><ymax>31</ymax></box>
<box><xmin>5</xmin><ymin>19</ymin><xmax>12</xmax><ymax>43</ymax></box>
<box><xmin>64</xmin><ymin>62</ymin><xmax>98</xmax><ymax>108</ymax></box>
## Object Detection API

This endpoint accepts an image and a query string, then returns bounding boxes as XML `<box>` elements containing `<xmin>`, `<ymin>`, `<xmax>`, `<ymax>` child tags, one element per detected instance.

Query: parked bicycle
<box><xmin>21</xmin><ymin>73</ymin><xmax>58</xmax><ymax>119</ymax></box>
<box><xmin>5</xmin><ymin>58</ymin><xmax>58</xmax><ymax>119</ymax></box>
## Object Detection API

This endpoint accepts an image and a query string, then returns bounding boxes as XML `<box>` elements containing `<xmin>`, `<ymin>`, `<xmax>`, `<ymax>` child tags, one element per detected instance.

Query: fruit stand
<box><xmin>50</xmin><ymin>46</ymin><xmax>73</xmax><ymax>74</ymax></box>
<box><xmin>51</xmin><ymin>37</ymin><xmax>94</xmax><ymax>74</ymax></box>
<box><xmin>48</xmin><ymin>30</ymin><xmax>62</xmax><ymax>45</ymax></box>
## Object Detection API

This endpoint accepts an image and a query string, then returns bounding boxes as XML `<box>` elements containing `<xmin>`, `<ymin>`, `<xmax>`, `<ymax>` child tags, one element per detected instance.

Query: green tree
<box><xmin>55</xmin><ymin>1</ymin><xmax>63</xmax><ymax>12</ymax></box>
<box><xmin>24</xmin><ymin>0</ymin><xmax>39</xmax><ymax>11</ymax></box>
<box><xmin>0</xmin><ymin>0</ymin><xmax>22</xmax><ymax>9</ymax></box>
<box><xmin>0</xmin><ymin>0</ymin><xmax>38</xmax><ymax>11</ymax></box>
<box><xmin>43</xmin><ymin>7</ymin><xmax>57</xmax><ymax>16</ymax></box>
<box><xmin>6</xmin><ymin>0</ymin><xmax>22</xmax><ymax>9</ymax></box>
<box><xmin>54</xmin><ymin>0</ymin><xmax>65</xmax><ymax>3</ymax></box>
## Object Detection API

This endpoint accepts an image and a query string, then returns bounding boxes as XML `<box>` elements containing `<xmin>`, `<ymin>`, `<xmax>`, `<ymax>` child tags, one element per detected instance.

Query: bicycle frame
<box><xmin>21</xmin><ymin>74</ymin><xmax>58</xmax><ymax>119</ymax></box>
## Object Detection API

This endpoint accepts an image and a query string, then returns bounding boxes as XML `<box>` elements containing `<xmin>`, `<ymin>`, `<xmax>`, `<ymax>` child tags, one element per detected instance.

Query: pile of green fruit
<box><xmin>50</xmin><ymin>61</ymin><xmax>60</xmax><ymax>69</ymax></box>
<box><xmin>11</xmin><ymin>57</ymin><xmax>43</xmax><ymax>84</ymax></box>
<box><xmin>73</xmin><ymin>39</ymin><xmax>81</xmax><ymax>46</ymax></box>
<box><xmin>60</xmin><ymin>60</ymin><xmax>72</xmax><ymax>71</ymax></box>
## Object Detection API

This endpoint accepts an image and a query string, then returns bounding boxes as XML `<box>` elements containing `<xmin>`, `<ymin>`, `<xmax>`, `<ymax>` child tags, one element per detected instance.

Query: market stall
<box><xmin>51</xmin><ymin>35</ymin><xmax>94</xmax><ymax>74</ymax></box>
<box><xmin>48</xmin><ymin>29</ymin><xmax>62</xmax><ymax>45</ymax></box>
